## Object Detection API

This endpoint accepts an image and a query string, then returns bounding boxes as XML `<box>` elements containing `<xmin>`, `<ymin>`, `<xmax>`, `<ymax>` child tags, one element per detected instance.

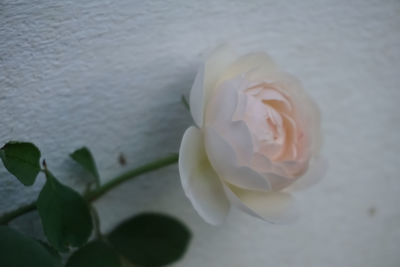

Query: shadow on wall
<box><xmin>1</xmin><ymin>56</ymin><xmax>199</xmax><ymax>240</ymax></box>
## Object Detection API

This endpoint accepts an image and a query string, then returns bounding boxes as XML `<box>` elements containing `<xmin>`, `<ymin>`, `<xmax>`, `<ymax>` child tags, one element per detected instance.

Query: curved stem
<box><xmin>85</xmin><ymin>153</ymin><xmax>179</xmax><ymax>202</ymax></box>
<box><xmin>0</xmin><ymin>153</ymin><xmax>179</xmax><ymax>225</ymax></box>
<box><xmin>0</xmin><ymin>202</ymin><xmax>36</xmax><ymax>225</ymax></box>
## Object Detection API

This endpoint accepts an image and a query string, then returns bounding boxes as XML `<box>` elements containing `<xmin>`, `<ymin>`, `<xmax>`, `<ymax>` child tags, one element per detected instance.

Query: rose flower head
<box><xmin>179</xmin><ymin>45</ymin><xmax>325</xmax><ymax>224</ymax></box>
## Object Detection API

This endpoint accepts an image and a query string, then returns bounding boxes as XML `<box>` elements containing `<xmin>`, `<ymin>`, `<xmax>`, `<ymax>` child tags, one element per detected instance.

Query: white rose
<box><xmin>179</xmin><ymin>45</ymin><xmax>325</xmax><ymax>225</ymax></box>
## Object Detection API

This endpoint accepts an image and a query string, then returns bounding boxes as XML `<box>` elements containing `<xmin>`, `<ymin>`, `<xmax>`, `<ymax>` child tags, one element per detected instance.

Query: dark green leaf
<box><xmin>0</xmin><ymin>141</ymin><xmax>41</xmax><ymax>186</ymax></box>
<box><xmin>37</xmin><ymin>170</ymin><xmax>93</xmax><ymax>252</ymax></box>
<box><xmin>70</xmin><ymin>147</ymin><xmax>100</xmax><ymax>185</ymax></box>
<box><xmin>37</xmin><ymin>240</ymin><xmax>62</xmax><ymax>263</ymax></box>
<box><xmin>66</xmin><ymin>240</ymin><xmax>121</xmax><ymax>267</ymax></box>
<box><xmin>0</xmin><ymin>226</ymin><xmax>61</xmax><ymax>267</ymax></box>
<box><xmin>108</xmin><ymin>213</ymin><xmax>191</xmax><ymax>267</ymax></box>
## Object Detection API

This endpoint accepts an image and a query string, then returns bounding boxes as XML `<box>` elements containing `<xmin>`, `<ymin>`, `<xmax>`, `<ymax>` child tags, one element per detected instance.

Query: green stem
<box><xmin>84</xmin><ymin>153</ymin><xmax>179</xmax><ymax>202</ymax></box>
<box><xmin>0</xmin><ymin>202</ymin><xmax>36</xmax><ymax>224</ymax></box>
<box><xmin>0</xmin><ymin>153</ymin><xmax>179</xmax><ymax>225</ymax></box>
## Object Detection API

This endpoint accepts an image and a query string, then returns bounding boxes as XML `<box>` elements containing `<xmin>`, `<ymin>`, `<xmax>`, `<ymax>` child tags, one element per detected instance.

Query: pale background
<box><xmin>1</xmin><ymin>0</ymin><xmax>399</xmax><ymax>266</ymax></box>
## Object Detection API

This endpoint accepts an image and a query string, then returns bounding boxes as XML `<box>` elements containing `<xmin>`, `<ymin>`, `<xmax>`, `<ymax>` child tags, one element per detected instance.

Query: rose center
<box><xmin>236</xmin><ymin>82</ymin><xmax>297</xmax><ymax>161</ymax></box>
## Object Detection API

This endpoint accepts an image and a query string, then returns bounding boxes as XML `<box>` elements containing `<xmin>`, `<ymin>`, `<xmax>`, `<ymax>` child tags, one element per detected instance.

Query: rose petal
<box><xmin>189</xmin><ymin>63</ymin><xmax>205</xmax><ymax>127</ymax></box>
<box><xmin>190</xmin><ymin>44</ymin><xmax>237</xmax><ymax>127</ymax></box>
<box><xmin>258</xmin><ymin>88</ymin><xmax>292</xmax><ymax>112</ymax></box>
<box><xmin>205</xmin><ymin>75</ymin><xmax>254</xmax><ymax>164</ymax></box>
<box><xmin>272</xmin><ymin>72</ymin><xmax>322</xmax><ymax>156</ymax></box>
<box><xmin>217</xmin><ymin>52</ymin><xmax>277</xmax><ymax>86</ymax></box>
<box><xmin>284</xmin><ymin>156</ymin><xmax>327</xmax><ymax>192</ymax></box>
<box><xmin>251</xmin><ymin>152</ymin><xmax>289</xmax><ymax>178</ymax></box>
<box><xmin>179</xmin><ymin>126</ymin><xmax>231</xmax><ymax>225</ymax></box>
<box><xmin>245</xmin><ymin>83</ymin><xmax>292</xmax><ymax>112</ymax></box>
<box><xmin>274</xmin><ymin>113</ymin><xmax>298</xmax><ymax>161</ymax></box>
<box><xmin>223</xmin><ymin>182</ymin><xmax>298</xmax><ymax>223</ymax></box>
<box><xmin>204</xmin><ymin>127</ymin><xmax>270</xmax><ymax>191</ymax></box>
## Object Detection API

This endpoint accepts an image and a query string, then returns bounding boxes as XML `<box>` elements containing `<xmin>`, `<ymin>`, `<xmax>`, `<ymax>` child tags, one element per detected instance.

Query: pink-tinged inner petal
<box><xmin>232</xmin><ymin>76</ymin><xmax>312</xmax><ymax>181</ymax></box>
<box><xmin>204</xmin><ymin>69</ymin><xmax>315</xmax><ymax>190</ymax></box>
<box><xmin>236</xmin><ymin>82</ymin><xmax>301</xmax><ymax>162</ymax></box>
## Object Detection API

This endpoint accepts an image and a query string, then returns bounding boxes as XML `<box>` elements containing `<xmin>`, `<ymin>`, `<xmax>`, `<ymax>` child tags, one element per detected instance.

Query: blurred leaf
<box><xmin>66</xmin><ymin>240</ymin><xmax>121</xmax><ymax>267</ymax></box>
<box><xmin>108</xmin><ymin>213</ymin><xmax>191</xmax><ymax>267</ymax></box>
<box><xmin>0</xmin><ymin>226</ymin><xmax>61</xmax><ymax>267</ymax></box>
<box><xmin>36</xmin><ymin>240</ymin><xmax>62</xmax><ymax>263</ymax></box>
<box><xmin>70</xmin><ymin>147</ymin><xmax>100</xmax><ymax>185</ymax></box>
<box><xmin>0</xmin><ymin>141</ymin><xmax>41</xmax><ymax>186</ymax></box>
<box><xmin>37</xmin><ymin>170</ymin><xmax>93</xmax><ymax>252</ymax></box>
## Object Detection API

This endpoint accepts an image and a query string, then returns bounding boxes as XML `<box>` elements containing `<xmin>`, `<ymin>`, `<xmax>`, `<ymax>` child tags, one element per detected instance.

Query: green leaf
<box><xmin>37</xmin><ymin>170</ymin><xmax>93</xmax><ymax>252</ymax></box>
<box><xmin>66</xmin><ymin>240</ymin><xmax>121</xmax><ymax>267</ymax></box>
<box><xmin>0</xmin><ymin>141</ymin><xmax>41</xmax><ymax>186</ymax></box>
<box><xmin>70</xmin><ymin>147</ymin><xmax>100</xmax><ymax>185</ymax></box>
<box><xmin>0</xmin><ymin>226</ymin><xmax>61</xmax><ymax>267</ymax></box>
<box><xmin>36</xmin><ymin>240</ymin><xmax>62</xmax><ymax>263</ymax></box>
<box><xmin>108</xmin><ymin>213</ymin><xmax>191</xmax><ymax>267</ymax></box>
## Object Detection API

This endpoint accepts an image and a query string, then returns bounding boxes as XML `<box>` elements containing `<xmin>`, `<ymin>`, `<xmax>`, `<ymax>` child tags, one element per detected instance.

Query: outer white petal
<box><xmin>179</xmin><ymin>126</ymin><xmax>230</xmax><ymax>225</ymax></box>
<box><xmin>205</xmin><ymin>75</ymin><xmax>254</xmax><ymax>164</ymax></box>
<box><xmin>189</xmin><ymin>45</ymin><xmax>237</xmax><ymax>127</ymax></box>
<box><xmin>284</xmin><ymin>156</ymin><xmax>328</xmax><ymax>192</ymax></box>
<box><xmin>204</xmin><ymin>127</ymin><xmax>270</xmax><ymax>191</ymax></box>
<box><xmin>189</xmin><ymin>65</ymin><xmax>205</xmax><ymax>127</ymax></box>
<box><xmin>223</xmin><ymin>182</ymin><xmax>298</xmax><ymax>223</ymax></box>
<box><xmin>216</xmin><ymin>52</ymin><xmax>278</xmax><ymax>86</ymax></box>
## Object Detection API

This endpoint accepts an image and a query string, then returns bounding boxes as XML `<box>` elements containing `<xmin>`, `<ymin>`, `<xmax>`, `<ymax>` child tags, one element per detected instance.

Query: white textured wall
<box><xmin>1</xmin><ymin>0</ymin><xmax>400</xmax><ymax>266</ymax></box>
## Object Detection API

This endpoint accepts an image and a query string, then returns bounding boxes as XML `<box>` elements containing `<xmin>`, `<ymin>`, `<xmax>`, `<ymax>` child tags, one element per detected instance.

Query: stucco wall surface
<box><xmin>1</xmin><ymin>0</ymin><xmax>399</xmax><ymax>266</ymax></box>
